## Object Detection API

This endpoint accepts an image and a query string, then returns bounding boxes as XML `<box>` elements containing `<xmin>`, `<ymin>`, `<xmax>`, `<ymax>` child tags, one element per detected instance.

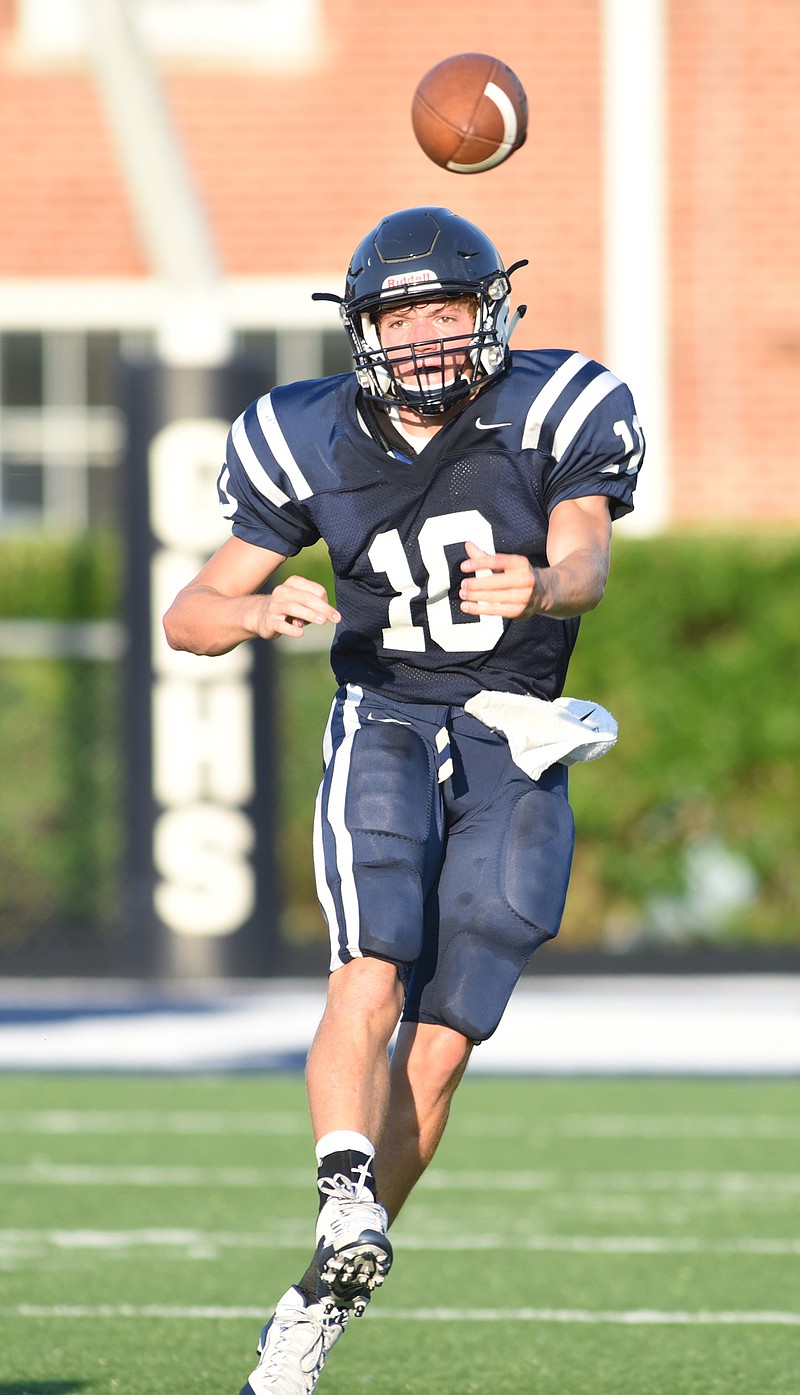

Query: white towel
<box><xmin>464</xmin><ymin>690</ymin><xmax>618</xmax><ymax>781</ymax></box>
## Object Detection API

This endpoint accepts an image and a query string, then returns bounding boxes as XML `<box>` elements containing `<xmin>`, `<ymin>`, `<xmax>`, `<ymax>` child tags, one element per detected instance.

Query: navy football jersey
<box><xmin>217</xmin><ymin>349</ymin><xmax>643</xmax><ymax>705</ymax></box>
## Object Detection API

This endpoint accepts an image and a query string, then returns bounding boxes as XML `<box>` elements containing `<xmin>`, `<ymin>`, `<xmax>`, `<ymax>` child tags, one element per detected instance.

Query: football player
<box><xmin>163</xmin><ymin>206</ymin><xmax>644</xmax><ymax>1395</ymax></box>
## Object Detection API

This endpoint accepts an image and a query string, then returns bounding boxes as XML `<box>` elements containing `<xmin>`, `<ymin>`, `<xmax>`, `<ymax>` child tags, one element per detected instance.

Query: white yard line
<box><xmin>2</xmin><ymin>1303</ymin><xmax>798</xmax><ymax>1326</ymax></box>
<box><xmin>2</xmin><ymin>1163</ymin><xmax>798</xmax><ymax>1194</ymax></box>
<box><xmin>456</xmin><ymin>1114</ymin><xmax>800</xmax><ymax>1140</ymax></box>
<box><xmin>3</xmin><ymin>1110</ymin><xmax>799</xmax><ymax>1139</ymax></box>
<box><xmin>0</xmin><ymin>1110</ymin><xmax>308</xmax><ymax>1135</ymax></box>
<box><xmin>0</xmin><ymin>1228</ymin><xmax>797</xmax><ymax>1256</ymax></box>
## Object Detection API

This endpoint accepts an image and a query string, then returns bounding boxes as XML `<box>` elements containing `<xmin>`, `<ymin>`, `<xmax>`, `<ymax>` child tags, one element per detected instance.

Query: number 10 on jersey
<box><xmin>368</xmin><ymin>508</ymin><xmax>505</xmax><ymax>654</ymax></box>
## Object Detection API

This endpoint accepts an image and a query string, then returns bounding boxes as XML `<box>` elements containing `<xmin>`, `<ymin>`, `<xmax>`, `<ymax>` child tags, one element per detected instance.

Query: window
<box><xmin>0</xmin><ymin>326</ymin><xmax>352</xmax><ymax>534</ymax></box>
<box><xmin>0</xmin><ymin>332</ymin><xmax>124</xmax><ymax>531</ymax></box>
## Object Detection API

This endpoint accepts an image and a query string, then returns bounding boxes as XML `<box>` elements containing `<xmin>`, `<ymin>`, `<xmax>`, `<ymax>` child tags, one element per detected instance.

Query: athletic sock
<box><xmin>296</xmin><ymin>1246</ymin><xmax>322</xmax><ymax>1304</ymax></box>
<box><xmin>315</xmin><ymin>1129</ymin><xmax>377</xmax><ymax>1211</ymax></box>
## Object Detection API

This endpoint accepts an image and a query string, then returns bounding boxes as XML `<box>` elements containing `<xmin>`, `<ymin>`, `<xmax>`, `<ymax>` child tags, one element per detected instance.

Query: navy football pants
<box><xmin>313</xmin><ymin>683</ymin><xmax>575</xmax><ymax>1042</ymax></box>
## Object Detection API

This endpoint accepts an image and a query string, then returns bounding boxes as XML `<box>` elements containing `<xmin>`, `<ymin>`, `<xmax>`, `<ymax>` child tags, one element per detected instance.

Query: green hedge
<box><xmin>560</xmin><ymin>536</ymin><xmax>800</xmax><ymax>950</ymax></box>
<box><xmin>0</xmin><ymin>532</ymin><xmax>121</xmax><ymax>618</ymax></box>
<box><xmin>0</xmin><ymin>533</ymin><xmax>798</xmax><ymax>956</ymax></box>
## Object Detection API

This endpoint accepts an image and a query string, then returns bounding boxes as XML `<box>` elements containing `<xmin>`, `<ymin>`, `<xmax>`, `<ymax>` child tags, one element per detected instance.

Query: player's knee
<box><xmin>327</xmin><ymin>955</ymin><xmax>404</xmax><ymax>1030</ymax></box>
<box><xmin>390</xmin><ymin>1023</ymin><xmax>472</xmax><ymax>1148</ymax></box>
<box><xmin>412</xmin><ymin>1024</ymin><xmax>472</xmax><ymax>1096</ymax></box>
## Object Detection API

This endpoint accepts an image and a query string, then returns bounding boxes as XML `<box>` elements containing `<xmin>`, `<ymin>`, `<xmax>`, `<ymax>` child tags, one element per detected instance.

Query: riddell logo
<box><xmin>382</xmin><ymin>269</ymin><xmax>439</xmax><ymax>291</ymax></box>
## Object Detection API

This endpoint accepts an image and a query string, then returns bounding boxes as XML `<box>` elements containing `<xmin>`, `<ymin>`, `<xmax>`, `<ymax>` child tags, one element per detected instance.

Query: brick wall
<box><xmin>1</xmin><ymin>0</ymin><xmax>798</xmax><ymax>524</ymax></box>
<box><xmin>669</xmin><ymin>0</ymin><xmax>800</xmax><ymax>523</ymax></box>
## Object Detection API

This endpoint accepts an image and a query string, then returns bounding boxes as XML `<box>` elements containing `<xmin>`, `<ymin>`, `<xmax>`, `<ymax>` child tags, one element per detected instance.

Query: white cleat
<box><xmin>240</xmin><ymin>1286</ymin><xmax>348</xmax><ymax>1395</ymax></box>
<box><xmin>315</xmin><ymin>1173</ymin><xmax>393</xmax><ymax>1314</ymax></box>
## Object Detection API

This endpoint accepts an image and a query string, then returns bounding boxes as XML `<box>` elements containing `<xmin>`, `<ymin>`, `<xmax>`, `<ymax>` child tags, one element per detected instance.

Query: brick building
<box><xmin>0</xmin><ymin>0</ymin><xmax>798</xmax><ymax>531</ymax></box>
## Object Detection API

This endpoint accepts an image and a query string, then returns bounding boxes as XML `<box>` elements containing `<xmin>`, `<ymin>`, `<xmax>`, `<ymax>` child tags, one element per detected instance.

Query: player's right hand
<box><xmin>253</xmin><ymin>575</ymin><xmax>341</xmax><ymax>640</ymax></box>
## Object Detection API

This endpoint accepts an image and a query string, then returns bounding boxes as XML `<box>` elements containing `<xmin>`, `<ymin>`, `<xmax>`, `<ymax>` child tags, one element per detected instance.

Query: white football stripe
<box><xmin>552</xmin><ymin>369</ymin><xmax>623</xmax><ymax>461</ymax></box>
<box><xmin>255</xmin><ymin>392</ymin><xmax>313</xmax><ymax>500</ymax></box>
<box><xmin>521</xmin><ymin>353</ymin><xmax>590</xmax><ymax>450</ymax></box>
<box><xmin>320</xmin><ymin>684</ymin><xmax>364</xmax><ymax>961</ymax></box>
<box><xmin>313</xmin><ymin>692</ymin><xmax>339</xmax><ymax>945</ymax></box>
<box><xmin>447</xmin><ymin>80</ymin><xmax>519</xmax><ymax>173</ymax></box>
<box><xmin>312</xmin><ymin>781</ymin><xmax>340</xmax><ymax>966</ymax></box>
<box><xmin>230</xmin><ymin>410</ymin><xmax>289</xmax><ymax>508</ymax></box>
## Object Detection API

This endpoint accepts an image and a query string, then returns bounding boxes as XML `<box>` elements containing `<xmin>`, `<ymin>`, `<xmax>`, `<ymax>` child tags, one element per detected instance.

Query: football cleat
<box><xmin>315</xmin><ymin>1173</ymin><xmax>393</xmax><ymax>1315</ymax></box>
<box><xmin>240</xmin><ymin>1285</ymin><xmax>348</xmax><ymax>1395</ymax></box>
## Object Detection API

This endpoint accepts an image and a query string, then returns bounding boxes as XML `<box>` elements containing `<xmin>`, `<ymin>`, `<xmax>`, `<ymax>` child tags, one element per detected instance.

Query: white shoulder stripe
<box><xmin>255</xmin><ymin>393</ymin><xmax>313</xmax><ymax>501</ymax></box>
<box><xmin>522</xmin><ymin>353</ymin><xmax>589</xmax><ymax>450</ymax></box>
<box><xmin>552</xmin><ymin>369</ymin><xmax>623</xmax><ymax>462</ymax></box>
<box><xmin>230</xmin><ymin>410</ymin><xmax>290</xmax><ymax>508</ymax></box>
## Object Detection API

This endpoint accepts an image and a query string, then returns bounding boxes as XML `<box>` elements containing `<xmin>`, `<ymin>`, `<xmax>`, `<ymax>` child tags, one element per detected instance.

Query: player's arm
<box><xmin>458</xmin><ymin>495</ymin><xmax>612</xmax><ymax>620</ymax></box>
<box><xmin>163</xmin><ymin>534</ymin><xmax>341</xmax><ymax>656</ymax></box>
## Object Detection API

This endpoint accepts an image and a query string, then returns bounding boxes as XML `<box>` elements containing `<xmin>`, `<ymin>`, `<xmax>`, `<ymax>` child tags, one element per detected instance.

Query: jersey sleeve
<box><xmin>216</xmin><ymin>392</ymin><xmax>321</xmax><ymax>557</ymax></box>
<box><xmin>540</xmin><ymin>364</ymin><xmax>645</xmax><ymax>520</ymax></box>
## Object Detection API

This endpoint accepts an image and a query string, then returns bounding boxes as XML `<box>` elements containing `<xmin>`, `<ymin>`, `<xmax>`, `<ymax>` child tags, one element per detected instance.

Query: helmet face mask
<box><xmin>337</xmin><ymin>207</ymin><xmax>520</xmax><ymax>417</ymax></box>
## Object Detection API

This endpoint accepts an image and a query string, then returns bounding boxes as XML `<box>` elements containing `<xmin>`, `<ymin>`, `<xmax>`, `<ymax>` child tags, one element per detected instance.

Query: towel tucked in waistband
<box><xmin>464</xmin><ymin>690</ymin><xmax>618</xmax><ymax>781</ymax></box>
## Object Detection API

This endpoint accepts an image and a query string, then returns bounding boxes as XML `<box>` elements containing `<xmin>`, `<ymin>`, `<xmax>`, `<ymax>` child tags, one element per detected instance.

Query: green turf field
<box><xmin>1</xmin><ymin>1074</ymin><xmax>797</xmax><ymax>1394</ymax></box>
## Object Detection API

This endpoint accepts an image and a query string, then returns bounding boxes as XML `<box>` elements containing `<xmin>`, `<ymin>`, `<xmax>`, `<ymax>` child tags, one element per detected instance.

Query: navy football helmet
<box><xmin>315</xmin><ymin>207</ymin><xmax>527</xmax><ymax>416</ymax></box>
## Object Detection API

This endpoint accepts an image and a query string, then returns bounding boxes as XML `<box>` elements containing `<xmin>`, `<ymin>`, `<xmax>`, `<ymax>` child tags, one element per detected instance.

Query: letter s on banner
<box><xmin>153</xmin><ymin>805</ymin><xmax>256</xmax><ymax>936</ymax></box>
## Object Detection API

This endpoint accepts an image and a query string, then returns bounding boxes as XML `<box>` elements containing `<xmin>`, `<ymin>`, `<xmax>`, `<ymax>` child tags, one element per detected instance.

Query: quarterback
<box><xmin>164</xmin><ymin>206</ymin><xmax>643</xmax><ymax>1395</ymax></box>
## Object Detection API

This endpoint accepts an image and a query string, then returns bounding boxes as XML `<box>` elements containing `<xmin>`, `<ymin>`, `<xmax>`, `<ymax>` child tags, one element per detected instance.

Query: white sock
<box><xmin>315</xmin><ymin>1130</ymin><xmax>375</xmax><ymax>1165</ymax></box>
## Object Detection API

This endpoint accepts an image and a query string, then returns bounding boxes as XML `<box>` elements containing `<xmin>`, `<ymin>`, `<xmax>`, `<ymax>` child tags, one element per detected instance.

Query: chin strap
<box><xmin>507</xmin><ymin>304</ymin><xmax>528</xmax><ymax>343</ymax></box>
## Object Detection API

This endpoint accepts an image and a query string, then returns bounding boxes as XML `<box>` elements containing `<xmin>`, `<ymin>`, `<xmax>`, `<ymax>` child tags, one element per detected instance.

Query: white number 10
<box><xmin>367</xmin><ymin>509</ymin><xmax>505</xmax><ymax>654</ymax></box>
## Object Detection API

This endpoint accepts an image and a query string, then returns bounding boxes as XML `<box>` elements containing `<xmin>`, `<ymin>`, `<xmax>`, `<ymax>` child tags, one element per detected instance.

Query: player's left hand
<box><xmin>459</xmin><ymin>541</ymin><xmax>539</xmax><ymax>619</ymax></box>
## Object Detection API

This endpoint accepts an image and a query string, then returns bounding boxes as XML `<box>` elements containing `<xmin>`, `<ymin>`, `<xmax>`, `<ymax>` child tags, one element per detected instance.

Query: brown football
<box><xmin>411</xmin><ymin>53</ymin><xmax>528</xmax><ymax>173</ymax></box>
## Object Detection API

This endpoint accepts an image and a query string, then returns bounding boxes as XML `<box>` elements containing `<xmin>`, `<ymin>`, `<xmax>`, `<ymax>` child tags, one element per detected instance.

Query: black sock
<box><xmin>296</xmin><ymin>1245</ymin><xmax>322</xmax><ymax>1304</ymax></box>
<box><xmin>316</xmin><ymin>1148</ymin><xmax>377</xmax><ymax>1211</ymax></box>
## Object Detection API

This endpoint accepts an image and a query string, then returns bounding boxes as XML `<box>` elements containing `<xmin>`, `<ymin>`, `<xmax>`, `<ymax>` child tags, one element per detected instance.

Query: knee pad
<box><xmin>423</xmin><ymin>936</ymin><xmax>539</xmax><ymax>1042</ymax></box>
<box><xmin>502</xmin><ymin>784</ymin><xmax>575</xmax><ymax>938</ymax></box>
<box><xmin>350</xmin><ymin>841</ymin><xmax>426</xmax><ymax>965</ymax></box>
<box><xmin>405</xmin><ymin>781</ymin><xmax>576</xmax><ymax>1041</ymax></box>
<box><xmin>317</xmin><ymin>714</ymin><xmax>445</xmax><ymax>970</ymax></box>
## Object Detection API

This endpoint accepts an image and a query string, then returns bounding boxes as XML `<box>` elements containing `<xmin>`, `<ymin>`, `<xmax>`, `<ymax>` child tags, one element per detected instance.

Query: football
<box><xmin>411</xmin><ymin>53</ymin><xmax>528</xmax><ymax>174</ymax></box>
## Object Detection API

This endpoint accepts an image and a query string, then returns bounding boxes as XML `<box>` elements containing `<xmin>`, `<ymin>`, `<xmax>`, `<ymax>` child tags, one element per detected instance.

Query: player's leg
<box><xmin>377</xmin><ymin>1019</ymin><xmax>473</xmax><ymax>1221</ymax></box>
<box><xmin>239</xmin><ymin>689</ymin><xmax>445</xmax><ymax>1394</ymax></box>
<box><xmin>307</xmin><ymin>688</ymin><xmax>445</xmax><ymax>1311</ymax></box>
<box><xmin>241</xmin><ymin>949</ymin><xmax>408</xmax><ymax>1395</ymax></box>
<box><xmin>305</xmin><ymin>956</ymin><xmax>403</xmax><ymax>1310</ymax></box>
<box><xmin>287</xmin><ymin>1020</ymin><xmax>472</xmax><ymax>1316</ymax></box>
<box><xmin>306</xmin><ymin>955</ymin><xmax>405</xmax><ymax>1143</ymax></box>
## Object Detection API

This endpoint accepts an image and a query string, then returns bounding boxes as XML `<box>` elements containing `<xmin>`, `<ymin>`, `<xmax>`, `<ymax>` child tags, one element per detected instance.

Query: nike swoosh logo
<box><xmin>475</xmin><ymin>418</ymin><xmax>512</xmax><ymax>430</ymax></box>
<box><xmin>366</xmin><ymin>713</ymin><xmax>413</xmax><ymax>726</ymax></box>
